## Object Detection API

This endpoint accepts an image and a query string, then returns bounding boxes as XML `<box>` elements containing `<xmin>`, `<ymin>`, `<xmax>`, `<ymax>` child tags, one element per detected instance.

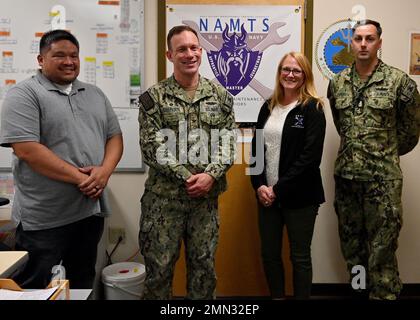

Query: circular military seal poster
<box><xmin>315</xmin><ymin>19</ymin><xmax>357</xmax><ymax>79</ymax></box>
<box><xmin>315</xmin><ymin>19</ymin><xmax>382</xmax><ymax>79</ymax></box>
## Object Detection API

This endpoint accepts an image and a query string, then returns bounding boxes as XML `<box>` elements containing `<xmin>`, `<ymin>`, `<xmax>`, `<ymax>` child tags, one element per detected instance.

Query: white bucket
<box><xmin>102</xmin><ymin>262</ymin><xmax>146</xmax><ymax>300</ymax></box>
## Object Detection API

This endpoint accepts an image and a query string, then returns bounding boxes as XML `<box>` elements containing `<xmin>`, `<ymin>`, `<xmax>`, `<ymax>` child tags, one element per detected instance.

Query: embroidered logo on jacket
<box><xmin>292</xmin><ymin>115</ymin><xmax>304</xmax><ymax>128</ymax></box>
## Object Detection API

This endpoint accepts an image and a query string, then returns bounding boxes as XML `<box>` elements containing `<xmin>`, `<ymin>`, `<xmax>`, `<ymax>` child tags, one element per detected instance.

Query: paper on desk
<box><xmin>0</xmin><ymin>286</ymin><xmax>58</xmax><ymax>300</ymax></box>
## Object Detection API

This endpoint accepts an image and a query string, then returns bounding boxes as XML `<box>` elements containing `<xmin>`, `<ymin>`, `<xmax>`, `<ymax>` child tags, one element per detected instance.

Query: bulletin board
<box><xmin>0</xmin><ymin>0</ymin><xmax>145</xmax><ymax>171</ymax></box>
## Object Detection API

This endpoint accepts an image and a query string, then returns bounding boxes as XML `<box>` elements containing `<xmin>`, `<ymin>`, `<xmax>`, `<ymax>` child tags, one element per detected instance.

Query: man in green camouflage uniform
<box><xmin>138</xmin><ymin>25</ymin><xmax>236</xmax><ymax>299</ymax></box>
<box><xmin>328</xmin><ymin>20</ymin><xmax>420</xmax><ymax>300</ymax></box>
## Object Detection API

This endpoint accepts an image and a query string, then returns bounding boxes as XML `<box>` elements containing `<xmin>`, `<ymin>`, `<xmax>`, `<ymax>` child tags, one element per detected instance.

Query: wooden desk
<box><xmin>0</xmin><ymin>251</ymin><xmax>28</xmax><ymax>278</ymax></box>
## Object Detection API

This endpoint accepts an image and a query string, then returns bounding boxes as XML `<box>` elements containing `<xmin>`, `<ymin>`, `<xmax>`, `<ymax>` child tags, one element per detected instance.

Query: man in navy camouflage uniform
<box><xmin>138</xmin><ymin>25</ymin><xmax>236</xmax><ymax>299</ymax></box>
<box><xmin>328</xmin><ymin>19</ymin><xmax>420</xmax><ymax>300</ymax></box>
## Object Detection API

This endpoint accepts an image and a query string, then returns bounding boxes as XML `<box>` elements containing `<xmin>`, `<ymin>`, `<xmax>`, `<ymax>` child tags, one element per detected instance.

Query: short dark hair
<box><xmin>352</xmin><ymin>19</ymin><xmax>382</xmax><ymax>38</ymax></box>
<box><xmin>166</xmin><ymin>25</ymin><xmax>198</xmax><ymax>50</ymax></box>
<box><xmin>39</xmin><ymin>29</ymin><xmax>79</xmax><ymax>54</ymax></box>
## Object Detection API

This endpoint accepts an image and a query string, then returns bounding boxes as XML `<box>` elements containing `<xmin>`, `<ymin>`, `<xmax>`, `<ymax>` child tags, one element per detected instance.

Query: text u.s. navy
<box><xmin>160</xmin><ymin>304</ymin><xmax>260</xmax><ymax>317</ymax></box>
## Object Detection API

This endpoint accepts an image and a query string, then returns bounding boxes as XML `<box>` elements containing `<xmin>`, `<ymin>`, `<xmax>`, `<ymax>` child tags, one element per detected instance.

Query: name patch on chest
<box><xmin>202</xmin><ymin>101</ymin><xmax>221</xmax><ymax>113</ymax></box>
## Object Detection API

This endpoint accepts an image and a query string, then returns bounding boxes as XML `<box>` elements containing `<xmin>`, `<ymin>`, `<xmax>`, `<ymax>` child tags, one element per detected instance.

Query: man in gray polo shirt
<box><xmin>0</xmin><ymin>30</ymin><xmax>123</xmax><ymax>289</ymax></box>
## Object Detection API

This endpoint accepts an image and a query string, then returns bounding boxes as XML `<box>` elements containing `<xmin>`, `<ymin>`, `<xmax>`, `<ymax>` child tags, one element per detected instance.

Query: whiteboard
<box><xmin>0</xmin><ymin>0</ymin><xmax>145</xmax><ymax>172</ymax></box>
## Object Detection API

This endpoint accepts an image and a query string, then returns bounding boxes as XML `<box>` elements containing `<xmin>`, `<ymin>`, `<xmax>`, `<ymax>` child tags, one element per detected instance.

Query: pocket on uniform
<box><xmin>201</xmin><ymin>112</ymin><xmax>224</xmax><ymax>126</ymax></box>
<box><xmin>200</xmin><ymin>100</ymin><xmax>226</xmax><ymax>126</ymax></box>
<box><xmin>365</xmin><ymin>97</ymin><xmax>395</xmax><ymax>128</ymax></box>
<box><xmin>162</xmin><ymin>112</ymin><xmax>181</xmax><ymax>127</ymax></box>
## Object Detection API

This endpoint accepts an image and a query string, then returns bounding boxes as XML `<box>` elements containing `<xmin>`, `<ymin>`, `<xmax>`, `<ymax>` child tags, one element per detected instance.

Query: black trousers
<box><xmin>14</xmin><ymin>215</ymin><xmax>104</xmax><ymax>289</ymax></box>
<box><xmin>258</xmin><ymin>204</ymin><xmax>318</xmax><ymax>299</ymax></box>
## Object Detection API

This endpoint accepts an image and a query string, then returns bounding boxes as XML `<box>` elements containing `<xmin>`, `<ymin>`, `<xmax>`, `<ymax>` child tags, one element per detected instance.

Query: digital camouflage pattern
<box><xmin>139</xmin><ymin>75</ymin><xmax>236</xmax><ymax>199</ymax></box>
<box><xmin>138</xmin><ymin>75</ymin><xmax>235</xmax><ymax>299</ymax></box>
<box><xmin>139</xmin><ymin>192</ymin><xmax>219</xmax><ymax>299</ymax></box>
<box><xmin>334</xmin><ymin>177</ymin><xmax>403</xmax><ymax>300</ymax></box>
<box><xmin>329</xmin><ymin>61</ymin><xmax>420</xmax><ymax>300</ymax></box>
<box><xmin>328</xmin><ymin>61</ymin><xmax>420</xmax><ymax>181</ymax></box>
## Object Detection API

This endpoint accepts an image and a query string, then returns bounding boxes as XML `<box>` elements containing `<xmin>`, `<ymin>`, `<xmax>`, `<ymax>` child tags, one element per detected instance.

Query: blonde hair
<box><xmin>269</xmin><ymin>52</ymin><xmax>324</xmax><ymax>112</ymax></box>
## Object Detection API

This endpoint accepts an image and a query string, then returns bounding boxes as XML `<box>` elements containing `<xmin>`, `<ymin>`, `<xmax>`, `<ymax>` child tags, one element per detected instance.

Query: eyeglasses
<box><xmin>280</xmin><ymin>67</ymin><xmax>303</xmax><ymax>76</ymax></box>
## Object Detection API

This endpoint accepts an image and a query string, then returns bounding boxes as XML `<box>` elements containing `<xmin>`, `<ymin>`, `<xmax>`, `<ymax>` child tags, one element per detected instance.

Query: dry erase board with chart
<box><xmin>0</xmin><ymin>0</ymin><xmax>145</xmax><ymax>171</ymax></box>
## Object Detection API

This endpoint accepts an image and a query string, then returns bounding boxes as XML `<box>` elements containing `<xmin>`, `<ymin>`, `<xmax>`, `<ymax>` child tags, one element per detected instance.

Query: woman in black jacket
<box><xmin>250</xmin><ymin>52</ymin><xmax>326</xmax><ymax>299</ymax></box>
